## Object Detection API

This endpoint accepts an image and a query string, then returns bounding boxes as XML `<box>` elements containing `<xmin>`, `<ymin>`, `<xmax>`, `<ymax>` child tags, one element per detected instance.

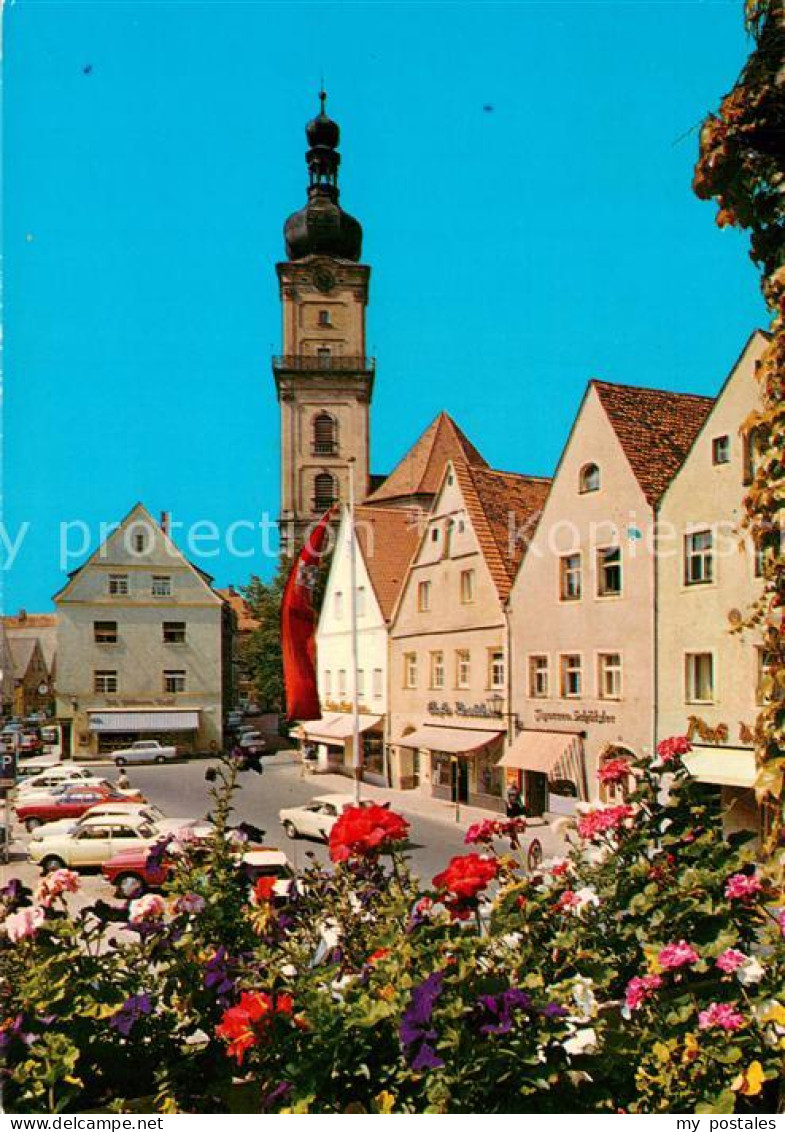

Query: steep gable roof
<box><xmin>355</xmin><ymin>506</ymin><xmax>421</xmax><ymax>620</ymax></box>
<box><xmin>452</xmin><ymin>461</ymin><xmax>551</xmax><ymax>602</ymax></box>
<box><xmin>592</xmin><ymin>381</ymin><xmax>715</xmax><ymax>507</ymax></box>
<box><xmin>8</xmin><ymin>637</ymin><xmax>41</xmax><ymax>678</ymax></box>
<box><xmin>365</xmin><ymin>412</ymin><xmax>487</xmax><ymax>505</ymax></box>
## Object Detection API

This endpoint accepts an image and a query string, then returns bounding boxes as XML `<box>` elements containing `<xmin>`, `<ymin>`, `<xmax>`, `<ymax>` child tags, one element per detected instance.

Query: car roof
<box><xmin>242</xmin><ymin>849</ymin><xmax>290</xmax><ymax>867</ymax></box>
<box><xmin>78</xmin><ymin>812</ymin><xmax>151</xmax><ymax>827</ymax></box>
<box><xmin>313</xmin><ymin>794</ymin><xmax>362</xmax><ymax>806</ymax></box>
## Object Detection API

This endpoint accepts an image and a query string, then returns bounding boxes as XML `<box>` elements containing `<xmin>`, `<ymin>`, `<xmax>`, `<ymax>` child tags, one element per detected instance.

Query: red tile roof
<box><xmin>366</xmin><ymin>412</ymin><xmax>487</xmax><ymax>504</ymax></box>
<box><xmin>2</xmin><ymin>613</ymin><xmax>57</xmax><ymax>629</ymax></box>
<box><xmin>216</xmin><ymin>587</ymin><xmax>259</xmax><ymax>632</ymax></box>
<box><xmin>355</xmin><ymin>506</ymin><xmax>421</xmax><ymax>620</ymax></box>
<box><xmin>453</xmin><ymin>462</ymin><xmax>551</xmax><ymax>601</ymax></box>
<box><xmin>592</xmin><ymin>381</ymin><xmax>715</xmax><ymax>506</ymax></box>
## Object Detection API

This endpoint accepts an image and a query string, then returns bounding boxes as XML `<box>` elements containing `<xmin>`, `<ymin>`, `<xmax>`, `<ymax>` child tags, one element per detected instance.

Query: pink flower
<box><xmin>173</xmin><ymin>893</ymin><xmax>205</xmax><ymax>916</ymax></box>
<box><xmin>624</xmin><ymin>973</ymin><xmax>662</xmax><ymax>1012</ymax></box>
<box><xmin>656</xmin><ymin>736</ymin><xmax>692</xmax><ymax>764</ymax></box>
<box><xmin>597</xmin><ymin>757</ymin><xmax>632</xmax><ymax>786</ymax></box>
<box><xmin>725</xmin><ymin>873</ymin><xmax>762</xmax><ymax>901</ymax></box>
<box><xmin>658</xmin><ymin>940</ymin><xmax>700</xmax><ymax>970</ymax></box>
<box><xmin>698</xmin><ymin>1002</ymin><xmax>746</xmax><ymax>1032</ymax></box>
<box><xmin>576</xmin><ymin>805</ymin><xmax>635</xmax><ymax>841</ymax></box>
<box><xmin>34</xmin><ymin>869</ymin><xmax>80</xmax><ymax>908</ymax></box>
<box><xmin>716</xmin><ymin>948</ymin><xmax>746</xmax><ymax>973</ymax></box>
<box><xmin>128</xmin><ymin>893</ymin><xmax>167</xmax><ymax>924</ymax></box>
<box><xmin>464</xmin><ymin>819</ymin><xmax>500</xmax><ymax>845</ymax></box>
<box><xmin>4</xmin><ymin>905</ymin><xmax>45</xmax><ymax>942</ymax></box>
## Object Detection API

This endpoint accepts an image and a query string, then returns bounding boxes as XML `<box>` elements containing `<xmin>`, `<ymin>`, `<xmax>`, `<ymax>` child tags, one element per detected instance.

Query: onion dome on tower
<box><xmin>284</xmin><ymin>91</ymin><xmax>363</xmax><ymax>262</ymax></box>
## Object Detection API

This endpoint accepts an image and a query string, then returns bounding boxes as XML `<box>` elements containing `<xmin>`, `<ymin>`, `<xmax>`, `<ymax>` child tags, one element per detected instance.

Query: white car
<box><xmin>30</xmin><ymin>802</ymin><xmax>169</xmax><ymax>841</ymax></box>
<box><xmin>279</xmin><ymin>794</ymin><xmax>383</xmax><ymax>841</ymax></box>
<box><xmin>29</xmin><ymin>813</ymin><xmax>162</xmax><ymax>872</ymax></box>
<box><xmin>241</xmin><ymin>849</ymin><xmax>297</xmax><ymax>899</ymax></box>
<box><xmin>111</xmin><ymin>740</ymin><xmax>178</xmax><ymax>766</ymax></box>
<box><xmin>16</xmin><ymin>767</ymin><xmax>105</xmax><ymax>796</ymax></box>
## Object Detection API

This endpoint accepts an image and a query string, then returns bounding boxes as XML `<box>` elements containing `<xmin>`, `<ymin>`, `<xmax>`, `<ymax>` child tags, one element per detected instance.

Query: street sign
<box><xmin>0</xmin><ymin>748</ymin><xmax>17</xmax><ymax>791</ymax></box>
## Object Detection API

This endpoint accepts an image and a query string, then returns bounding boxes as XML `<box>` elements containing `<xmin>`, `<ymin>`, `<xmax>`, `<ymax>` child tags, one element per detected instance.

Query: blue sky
<box><xmin>3</xmin><ymin>0</ymin><xmax>765</xmax><ymax>612</ymax></box>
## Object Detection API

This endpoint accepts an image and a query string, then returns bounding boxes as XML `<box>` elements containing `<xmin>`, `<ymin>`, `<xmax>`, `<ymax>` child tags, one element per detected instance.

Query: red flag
<box><xmin>280</xmin><ymin>509</ymin><xmax>336</xmax><ymax>722</ymax></box>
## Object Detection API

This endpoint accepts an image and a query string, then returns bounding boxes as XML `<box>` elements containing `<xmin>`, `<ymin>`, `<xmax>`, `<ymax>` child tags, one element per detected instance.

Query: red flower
<box><xmin>597</xmin><ymin>757</ymin><xmax>632</xmax><ymax>785</ymax></box>
<box><xmin>251</xmin><ymin>876</ymin><xmax>278</xmax><ymax>905</ymax></box>
<box><xmin>368</xmin><ymin>948</ymin><xmax>391</xmax><ymax>964</ymax></box>
<box><xmin>656</xmin><ymin>735</ymin><xmax>692</xmax><ymax>764</ymax></box>
<box><xmin>433</xmin><ymin>853</ymin><xmax>499</xmax><ymax>902</ymax></box>
<box><xmin>328</xmin><ymin>804</ymin><xmax>410</xmax><ymax>863</ymax></box>
<box><xmin>216</xmin><ymin>991</ymin><xmax>293</xmax><ymax>1064</ymax></box>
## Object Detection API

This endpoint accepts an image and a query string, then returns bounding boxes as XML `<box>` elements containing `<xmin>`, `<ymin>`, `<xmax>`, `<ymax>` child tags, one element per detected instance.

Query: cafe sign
<box><xmin>427</xmin><ymin>700</ymin><xmax>503</xmax><ymax>721</ymax></box>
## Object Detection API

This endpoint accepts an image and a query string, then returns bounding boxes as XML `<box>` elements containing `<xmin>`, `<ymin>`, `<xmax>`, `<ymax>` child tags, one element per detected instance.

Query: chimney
<box><xmin>160</xmin><ymin>511</ymin><xmax>171</xmax><ymax>537</ymax></box>
<box><xmin>18</xmin><ymin>608</ymin><xmax>27</xmax><ymax>622</ymax></box>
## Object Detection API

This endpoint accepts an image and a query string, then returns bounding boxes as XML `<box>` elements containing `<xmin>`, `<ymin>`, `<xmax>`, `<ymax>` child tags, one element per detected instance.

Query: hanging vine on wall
<box><xmin>693</xmin><ymin>0</ymin><xmax>785</xmax><ymax>849</ymax></box>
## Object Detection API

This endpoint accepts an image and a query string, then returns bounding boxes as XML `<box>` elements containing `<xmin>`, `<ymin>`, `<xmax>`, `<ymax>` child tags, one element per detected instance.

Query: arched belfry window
<box><xmin>313</xmin><ymin>413</ymin><xmax>337</xmax><ymax>456</ymax></box>
<box><xmin>579</xmin><ymin>463</ymin><xmax>601</xmax><ymax>493</ymax></box>
<box><xmin>314</xmin><ymin>472</ymin><xmax>337</xmax><ymax>512</ymax></box>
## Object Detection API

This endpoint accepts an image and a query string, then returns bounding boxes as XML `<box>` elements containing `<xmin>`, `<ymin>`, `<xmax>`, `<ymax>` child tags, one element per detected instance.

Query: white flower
<box><xmin>330</xmin><ymin>974</ymin><xmax>356</xmax><ymax>1001</ymax></box>
<box><xmin>311</xmin><ymin>918</ymin><xmax>342</xmax><ymax>966</ymax></box>
<box><xmin>501</xmin><ymin>932</ymin><xmax>523</xmax><ymax>950</ymax></box>
<box><xmin>659</xmin><ymin>818</ymin><xmax>673</xmax><ymax>833</ymax></box>
<box><xmin>280</xmin><ymin>964</ymin><xmax>298</xmax><ymax>978</ymax></box>
<box><xmin>572</xmin><ymin>977</ymin><xmax>598</xmax><ymax>1020</ymax></box>
<box><xmin>571</xmin><ymin>887</ymin><xmax>600</xmax><ymax>918</ymax></box>
<box><xmin>737</xmin><ymin>956</ymin><xmax>765</xmax><ymax>986</ymax></box>
<box><xmin>562</xmin><ymin>1027</ymin><xmax>598</xmax><ymax>1057</ymax></box>
<box><xmin>582</xmin><ymin>844</ymin><xmax>611</xmax><ymax>866</ymax></box>
<box><xmin>550</xmin><ymin>817</ymin><xmax>573</xmax><ymax>837</ymax></box>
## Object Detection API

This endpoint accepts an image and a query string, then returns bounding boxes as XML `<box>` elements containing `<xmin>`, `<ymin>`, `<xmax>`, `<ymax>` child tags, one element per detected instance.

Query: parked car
<box><xmin>237</xmin><ymin>731</ymin><xmax>267</xmax><ymax>754</ymax></box>
<box><xmin>279</xmin><ymin>794</ymin><xmax>387</xmax><ymax>841</ymax></box>
<box><xmin>29</xmin><ymin>813</ymin><xmax>161</xmax><ymax>872</ymax></box>
<box><xmin>30</xmin><ymin>801</ymin><xmax>169</xmax><ymax>841</ymax></box>
<box><xmin>227</xmin><ymin>711</ymin><xmax>245</xmax><ymax>730</ymax></box>
<box><xmin>102</xmin><ymin>841</ymin><xmax>289</xmax><ymax>900</ymax></box>
<box><xmin>17</xmin><ymin>754</ymin><xmax>62</xmax><ymax>780</ymax></box>
<box><xmin>16</xmin><ymin>766</ymin><xmax>104</xmax><ymax>794</ymax></box>
<box><xmin>111</xmin><ymin>740</ymin><xmax>179</xmax><ymax>766</ymax></box>
<box><xmin>15</xmin><ymin>783</ymin><xmax>146</xmax><ymax>832</ymax></box>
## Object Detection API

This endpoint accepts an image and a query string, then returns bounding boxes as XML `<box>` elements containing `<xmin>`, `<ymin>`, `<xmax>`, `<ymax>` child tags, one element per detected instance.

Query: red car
<box><xmin>102</xmin><ymin>845</ymin><xmax>171</xmax><ymax>897</ymax></box>
<box><xmin>15</xmin><ymin>784</ymin><xmax>146</xmax><ymax>832</ymax></box>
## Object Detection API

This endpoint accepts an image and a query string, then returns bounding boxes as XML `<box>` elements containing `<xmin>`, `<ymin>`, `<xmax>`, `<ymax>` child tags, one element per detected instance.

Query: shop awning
<box><xmin>88</xmin><ymin>710</ymin><xmax>200</xmax><ymax>733</ymax></box>
<box><xmin>498</xmin><ymin>730</ymin><xmax>580</xmax><ymax>776</ymax></box>
<box><xmin>683</xmin><ymin>749</ymin><xmax>757</xmax><ymax>789</ymax></box>
<box><xmin>393</xmin><ymin>725</ymin><xmax>503</xmax><ymax>755</ymax></box>
<box><xmin>300</xmin><ymin>713</ymin><xmax>383</xmax><ymax>743</ymax></box>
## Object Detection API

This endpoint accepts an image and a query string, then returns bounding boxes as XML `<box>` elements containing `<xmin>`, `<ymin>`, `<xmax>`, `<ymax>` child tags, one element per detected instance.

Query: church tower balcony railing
<box><xmin>272</xmin><ymin>354</ymin><xmax>375</xmax><ymax>375</ymax></box>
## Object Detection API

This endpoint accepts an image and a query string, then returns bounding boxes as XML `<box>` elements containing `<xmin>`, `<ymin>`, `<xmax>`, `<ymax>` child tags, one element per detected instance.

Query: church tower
<box><xmin>273</xmin><ymin>93</ymin><xmax>373</xmax><ymax>555</ymax></box>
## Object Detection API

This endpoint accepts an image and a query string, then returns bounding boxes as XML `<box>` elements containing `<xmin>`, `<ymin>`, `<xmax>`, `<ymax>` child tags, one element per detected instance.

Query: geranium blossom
<box><xmin>432</xmin><ymin>854</ymin><xmax>499</xmax><ymax>912</ymax></box>
<box><xmin>216</xmin><ymin>991</ymin><xmax>294</xmax><ymax>1064</ymax></box>
<box><xmin>464</xmin><ymin>817</ymin><xmax>527</xmax><ymax>845</ymax></box>
<box><xmin>597</xmin><ymin>757</ymin><xmax>632</xmax><ymax>785</ymax></box>
<box><xmin>328</xmin><ymin>805</ymin><xmax>409</xmax><ymax>863</ymax></box>
<box><xmin>716</xmin><ymin>948</ymin><xmax>746</xmax><ymax>973</ymax></box>
<box><xmin>128</xmin><ymin>893</ymin><xmax>167</xmax><ymax>924</ymax></box>
<box><xmin>562</xmin><ymin>1027</ymin><xmax>598</xmax><ymax>1057</ymax></box>
<box><xmin>172</xmin><ymin>893</ymin><xmax>205</xmax><ymax>916</ymax></box>
<box><xmin>576</xmin><ymin>804</ymin><xmax>635</xmax><ymax>841</ymax></box>
<box><xmin>556</xmin><ymin>887</ymin><xmax>600</xmax><ymax>917</ymax></box>
<box><xmin>624</xmin><ymin>973</ymin><xmax>662</xmax><ymax>1012</ymax></box>
<box><xmin>698</xmin><ymin>1002</ymin><xmax>746</xmax><ymax>1032</ymax></box>
<box><xmin>656</xmin><ymin>735</ymin><xmax>692</xmax><ymax>764</ymax></box>
<box><xmin>34</xmin><ymin>869</ymin><xmax>80</xmax><ymax>908</ymax></box>
<box><xmin>737</xmin><ymin>956</ymin><xmax>765</xmax><ymax>986</ymax></box>
<box><xmin>250</xmin><ymin>877</ymin><xmax>278</xmax><ymax>906</ymax></box>
<box><xmin>3</xmin><ymin>905</ymin><xmax>45</xmax><ymax>943</ymax></box>
<box><xmin>658</xmin><ymin>940</ymin><xmax>700</xmax><ymax>970</ymax></box>
<box><xmin>725</xmin><ymin>872</ymin><xmax>763</xmax><ymax>901</ymax></box>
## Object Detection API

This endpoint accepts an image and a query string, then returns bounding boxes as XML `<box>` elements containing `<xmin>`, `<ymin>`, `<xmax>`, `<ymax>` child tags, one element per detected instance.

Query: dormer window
<box><xmin>318</xmin><ymin>309</ymin><xmax>332</xmax><ymax>327</ymax></box>
<box><xmin>579</xmin><ymin>463</ymin><xmax>600</xmax><ymax>493</ymax></box>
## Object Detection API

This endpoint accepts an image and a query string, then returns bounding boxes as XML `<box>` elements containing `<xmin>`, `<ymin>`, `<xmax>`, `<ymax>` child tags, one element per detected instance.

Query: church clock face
<box><xmin>313</xmin><ymin>266</ymin><xmax>336</xmax><ymax>293</ymax></box>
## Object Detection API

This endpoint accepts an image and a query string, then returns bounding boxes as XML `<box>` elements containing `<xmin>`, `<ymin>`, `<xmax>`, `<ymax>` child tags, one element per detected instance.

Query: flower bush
<box><xmin>1</xmin><ymin>740</ymin><xmax>783</xmax><ymax>1114</ymax></box>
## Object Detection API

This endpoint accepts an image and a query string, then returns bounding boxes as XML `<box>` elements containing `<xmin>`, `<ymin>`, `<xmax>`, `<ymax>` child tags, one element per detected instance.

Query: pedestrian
<box><xmin>506</xmin><ymin>782</ymin><xmax>524</xmax><ymax>820</ymax></box>
<box><xmin>117</xmin><ymin>767</ymin><xmax>130</xmax><ymax>792</ymax></box>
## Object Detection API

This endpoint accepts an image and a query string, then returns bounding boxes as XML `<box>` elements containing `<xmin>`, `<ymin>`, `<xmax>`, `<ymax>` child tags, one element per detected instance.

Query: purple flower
<box><xmin>0</xmin><ymin>878</ymin><xmax>31</xmax><ymax>911</ymax></box>
<box><xmin>0</xmin><ymin>1014</ymin><xmax>35</xmax><ymax>1051</ymax></box>
<box><xmin>262</xmin><ymin>1082</ymin><xmax>292</xmax><ymax>1110</ymax></box>
<box><xmin>147</xmin><ymin>836</ymin><xmax>173</xmax><ymax>871</ymax></box>
<box><xmin>204</xmin><ymin>946</ymin><xmax>235</xmax><ymax>1003</ymax></box>
<box><xmin>109</xmin><ymin>994</ymin><xmax>153</xmax><ymax>1037</ymax></box>
<box><xmin>476</xmin><ymin>988</ymin><xmax>532</xmax><ymax>1035</ymax></box>
<box><xmin>541</xmin><ymin>1002</ymin><xmax>569</xmax><ymax>1019</ymax></box>
<box><xmin>400</xmin><ymin>971</ymin><xmax>445</xmax><ymax>1071</ymax></box>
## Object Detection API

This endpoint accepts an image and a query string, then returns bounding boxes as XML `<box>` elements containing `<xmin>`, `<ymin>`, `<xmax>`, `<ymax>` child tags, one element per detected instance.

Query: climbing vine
<box><xmin>693</xmin><ymin>0</ymin><xmax>785</xmax><ymax>851</ymax></box>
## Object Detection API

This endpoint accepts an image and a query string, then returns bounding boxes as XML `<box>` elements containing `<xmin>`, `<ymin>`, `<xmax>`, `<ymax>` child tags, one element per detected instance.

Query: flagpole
<box><xmin>347</xmin><ymin>458</ymin><xmax>362</xmax><ymax>804</ymax></box>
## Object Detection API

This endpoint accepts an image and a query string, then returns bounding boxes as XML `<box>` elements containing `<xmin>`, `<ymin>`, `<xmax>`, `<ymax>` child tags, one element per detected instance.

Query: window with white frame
<box><xmin>93</xmin><ymin>621</ymin><xmax>118</xmax><ymax>644</ymax></box>
<box><xmin>489</xmin><ymin>650</ymin><xmax>505</xmax><ymax>690</ymax></box>
<box><xmin>372</xmin><ymin>668</ymin><xmax>383</xmax><ymax>699</ymax></box>
<box><xmin>404</xmin><ymin>653</ymin><xmax>418</xmax><ymax>689</ymax></box>
<box><xmin>685</xmin><ymin>653</ymin><xmax>714</xmax><ymax>704</ymax></box>
<box><xmin>94</xmin><ymin>670</ymin><xmax>118</xmax><ymax>694</ymax></box>
<box><xmin>324</xmin><ymin>670</ymin><xmax>332</xmax><ymax>698</ymax></box>
<box><xmin>152</xmin><ymin>575</ymin><xmax>173</xmax><ymax>597</ymax></box>
<box><xmin>356</xmin><ymin>586</ymin><xmax>367</xmax><ymax>617</ymax></box>
<box><xmin>108</xmin><ymin>574</ymin><xmax>129</xmax><ymax>596</ymax></box>
<box><xmin>560</xmin><ymin>654</ymin><xmax>582</xmax><ymax>698</ymax></box>
<box><xmin>455</xmin><ymin>649</ymin><xmax>471</xmax><ymax>689</ymax></box>
<box><xmin>560</xmin><ymin>554</ymin><xmax>582</xmax><ymax>601</ymax></box>
<box><xmin>529</xmin><ymin>655</ymin><xmax>549</xmax><ymax>698</ymax></box>
<box><xmin>162</xmin><ymin>621</ymin><xmax>186</xmax><ymax>644</ymax></box>
<box><xmin>163</xmin><ymin>669</ymin><xmax>186</xmax><ymax>694</ymax></box>
<box><xmin>430</xmin><ymin>651</ymin><xmax>445</xmax><ymax>689</ymax></box>
<box><xmin>685</xmin><ymin>530</ymin><xmax>714</xmax><ymax>585</ymax></box>
<box><xmin>417</xmin><ymin>580</ymin><xmax>431</xmax><ymax>612</ymax></box>
<box><xmin>460</xmin><ymin>569</ymin><xmax>475</xmax><ymax>604</ymax></box>
<box><xmin>334</xmin><ymin>591</ymin><xmax>344</xmax><ymax>619</ymax></box>
<box><xmin>597</xmin><ymin>547</ymin><xmax>622</xmax><ymax>597</ymax></box>
<box><xmin>598</xmin><ymin>653</ymin><xmax>622</xmax><ymax>700</ymax></box>
<box><xmin>338</xmin><ymin>669</ymin><xmax>347</xmax><ymax>698</ymax></box>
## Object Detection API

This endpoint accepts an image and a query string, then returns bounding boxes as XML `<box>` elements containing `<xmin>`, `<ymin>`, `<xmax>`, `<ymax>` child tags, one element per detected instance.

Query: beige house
<box><xmin>7</xmin><ymin>637</ymin><xmax>51</xmax><ymax>718</ymax></box>
<box><xmin>657</xmin><ymin>330</ymin><xmax>769</xmax><ymax>833</ymax></box>
<box><xmin>506</xmin><ymin>380</ymin><xmax>713</xmax><ymax>814</ymax></box>
<box><xmin>54</xmin><ymin>503</ymin><xmax>229</xmax><ymax>758</ymax></box>
<box><xmin>388</xmin><ymin>459</ymin><xmax>550</xmax><ymax>811</ymax></box>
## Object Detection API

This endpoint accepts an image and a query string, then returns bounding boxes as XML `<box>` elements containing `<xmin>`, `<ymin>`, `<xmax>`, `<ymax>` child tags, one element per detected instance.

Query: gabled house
<box><xmin>388</xmin><ymin>459</ymin><xmax>550</xmax><ymax>810</ymax></box>
<box><xmin>506</xmin><ymin>378</ymin><xmax>714</xmax><ymax>814</ymax></box>
<box><xmin>657</xmin><ymin>330</ymin><xmax>770</xmax><ymax>834</ymax></box>
<box><xmin>54</xmin><ymin>503</ymin><xmax>228</xmax><ymax>758</ymax></box>
<box><xmin>7</xmin><ymin>637</ymin><xmax>51</xmax><ymax>718</ymax></box>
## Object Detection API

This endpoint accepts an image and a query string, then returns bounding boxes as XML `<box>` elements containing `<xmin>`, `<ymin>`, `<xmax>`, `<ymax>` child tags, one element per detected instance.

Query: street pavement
<box><xmin>0</xmin><ymin>750</ymin><xmax>567</xmax><ymax>911</ymax></box>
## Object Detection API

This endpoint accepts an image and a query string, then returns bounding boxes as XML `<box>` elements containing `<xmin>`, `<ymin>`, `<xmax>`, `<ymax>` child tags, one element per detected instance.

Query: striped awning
<box><xmin>394</xmin><ymin>726</ymin><xmax>503</xmax><ymax>756</ymax></box>
<box><xmin>498</xmin><ymin>730</ymin><xmax>583</xmax><ymax>780</ymax></box>
<box><xmin>88</xmin><ymin>710</ymin><xmax>200</xmax><ymax>733</ymax></box>
<box><xmin>299</xmin><ymin>713</ymin><xmax>383</xmax><ymax>743</ymax></box>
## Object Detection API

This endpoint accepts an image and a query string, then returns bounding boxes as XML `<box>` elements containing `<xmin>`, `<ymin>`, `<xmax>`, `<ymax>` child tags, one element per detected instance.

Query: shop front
<box><xmin>298</xmin><ymin>712</ymin><xmax>385</xmax><ymax>784</ymax></box>
<box><xmin>86</xmin><ymin>708</ymin><xmax>203</xmax><ymax>757</ymax></box>
<box><xmin>499</xmin><ymin>729</ymin><xmax>588</xmax><ymax>817</ymax></box>
<box><xmin>393</xmin><ymin>725</ymin><xmax>506</xmax><ymax>813</ymax></box>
